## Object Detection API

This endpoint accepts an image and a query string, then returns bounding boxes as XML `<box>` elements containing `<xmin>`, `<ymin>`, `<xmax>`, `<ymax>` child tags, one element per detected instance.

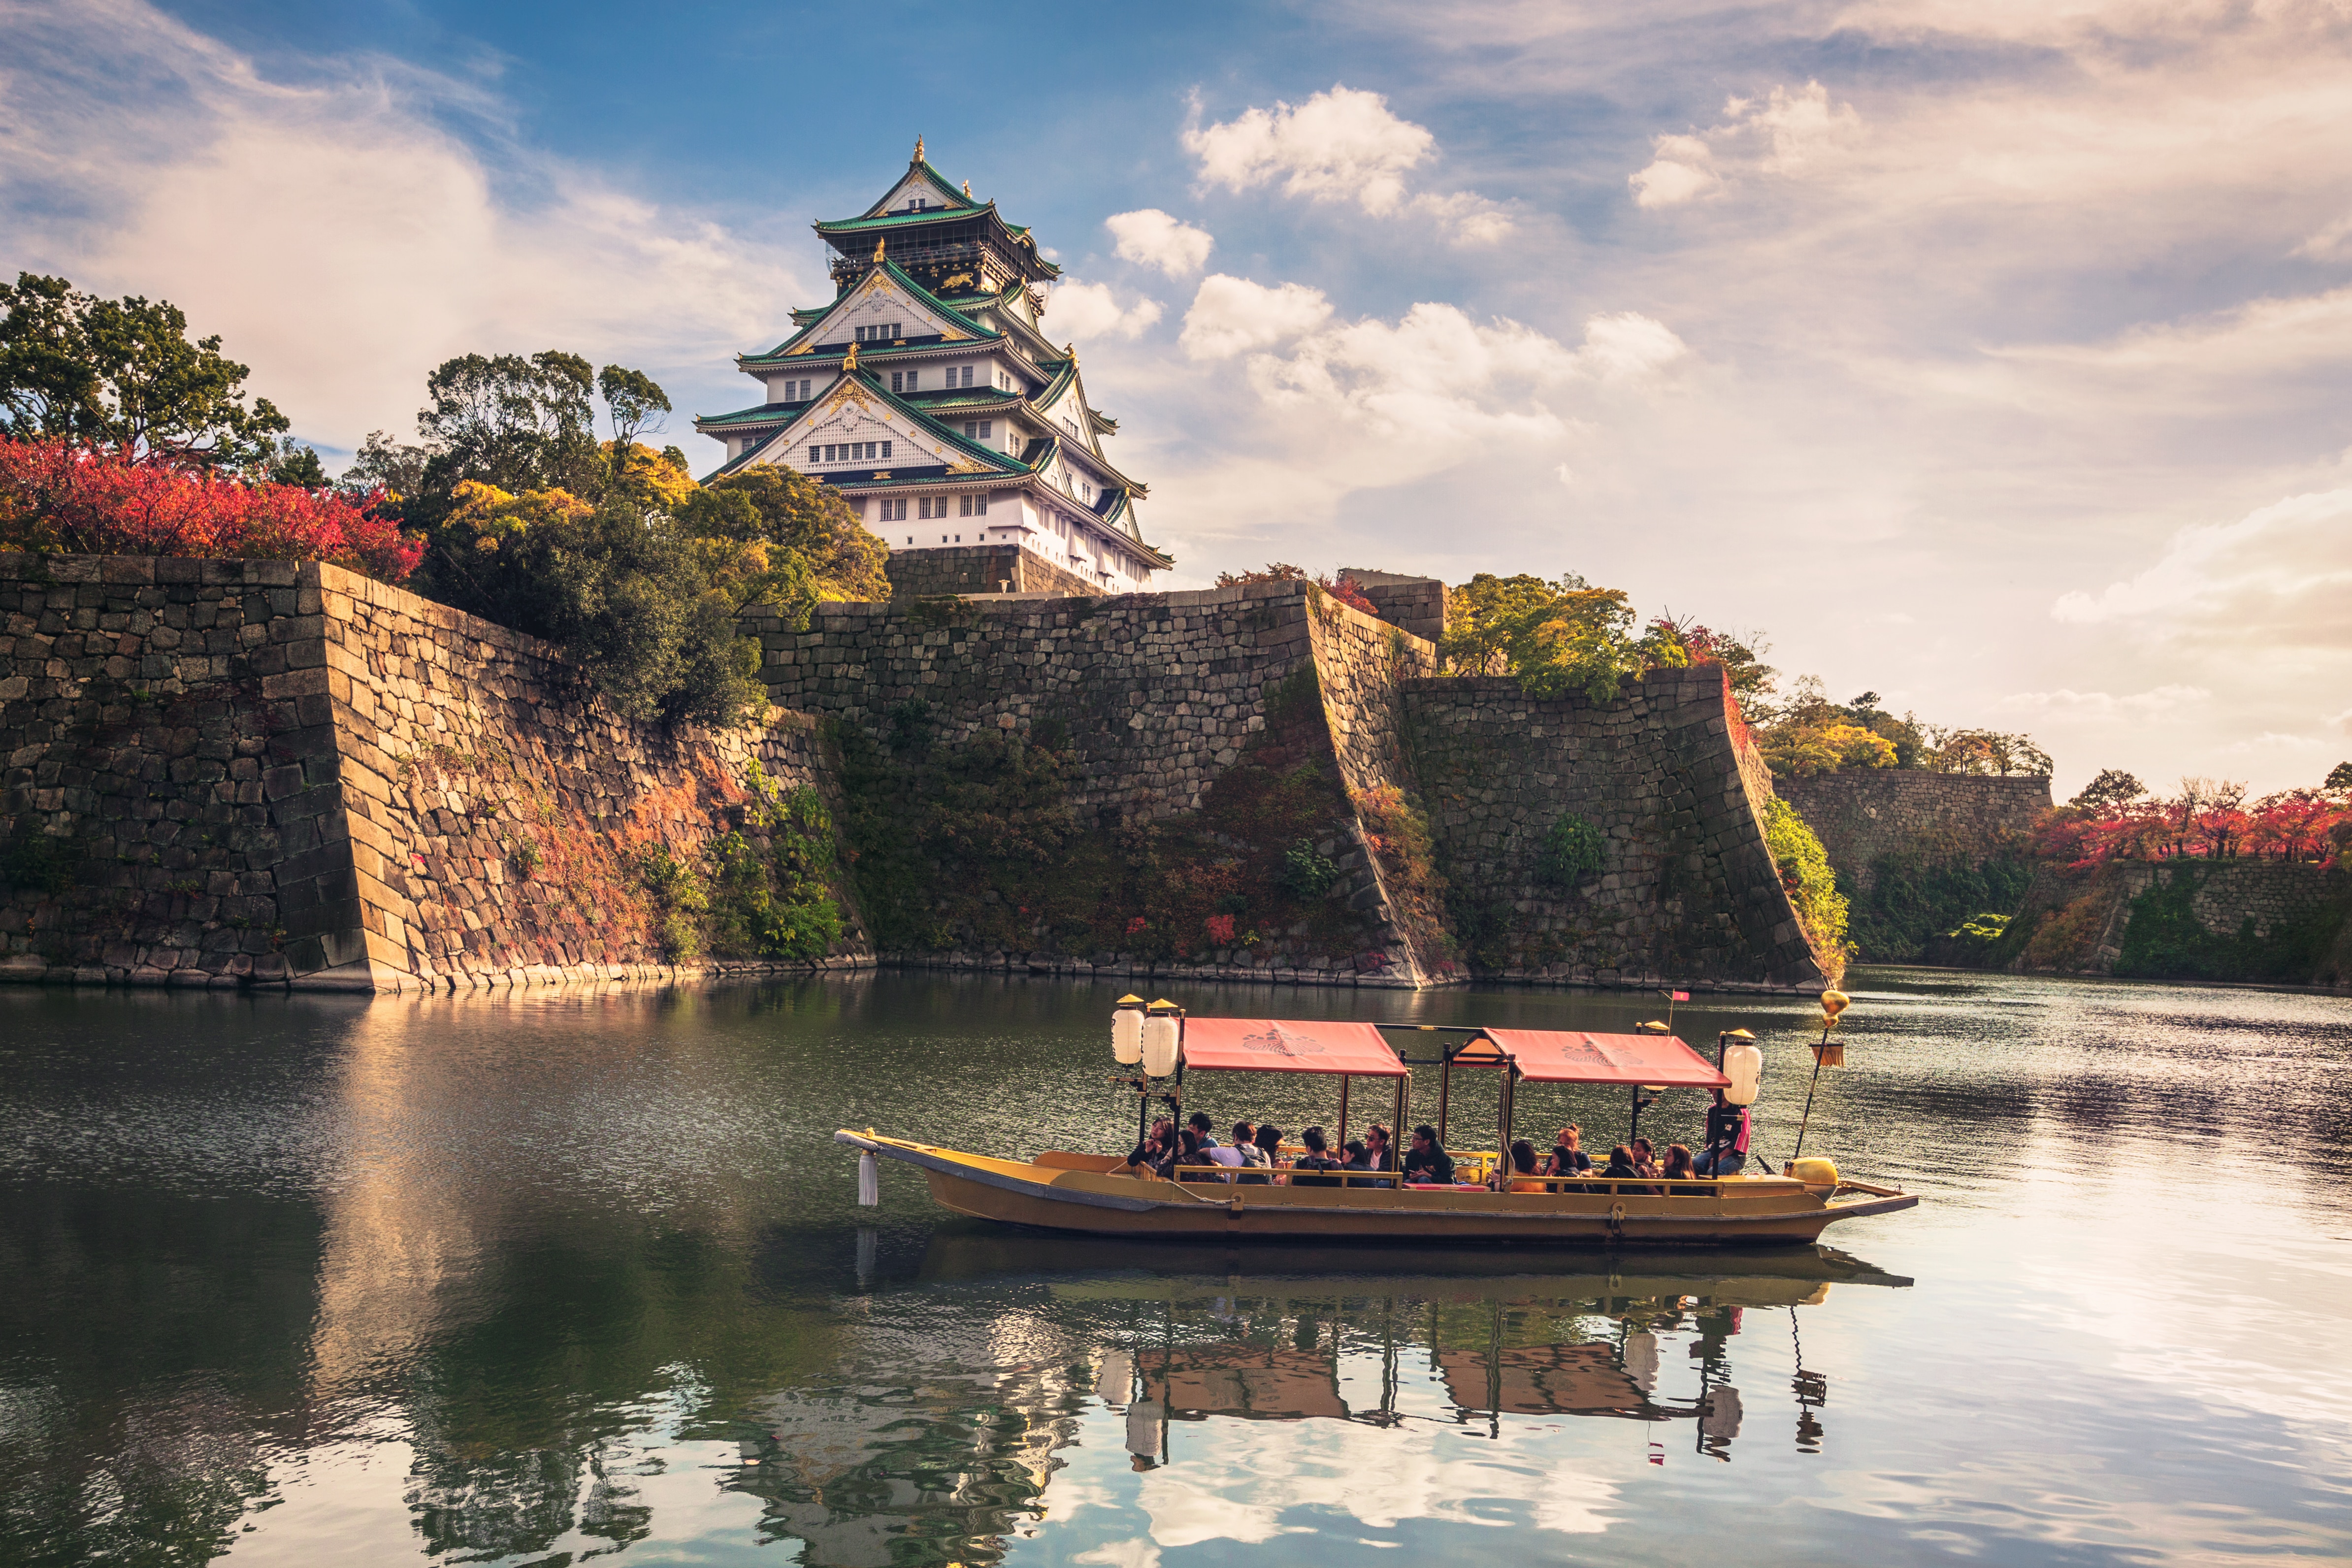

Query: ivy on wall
<box><xmin>2113</xmin><ymin>867</ymin><xmax>2349</xmax><ymax>982</ymax></box>
<box><xmin>1763</xmin><ymin>797</ymin><xmax>1851</xmax><ymax>967</ymax></box>
<box><xmin>1845</xmin><ymin>850</ymin><xmax>2036</xmax><ymax>962</ymax></box>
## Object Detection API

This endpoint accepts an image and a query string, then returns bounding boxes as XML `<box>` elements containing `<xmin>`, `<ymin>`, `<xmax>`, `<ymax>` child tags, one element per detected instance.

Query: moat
<box><xmin>2</xmin><ymin>969</ymin><xmax>2347</xmax><ymax>1566</ymax></box>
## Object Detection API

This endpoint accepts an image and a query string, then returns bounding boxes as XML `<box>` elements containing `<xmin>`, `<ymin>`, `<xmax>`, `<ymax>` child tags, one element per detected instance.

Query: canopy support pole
<box><xmin>1338</xmin><ymin>1075</ymin><xmax>1350</xmax><ymax>1147</ymax></box>
<box><xmin>1437</xmin><ymin>1052</ymin><xmax>1452</xmax><ymax>1148</ymax></box>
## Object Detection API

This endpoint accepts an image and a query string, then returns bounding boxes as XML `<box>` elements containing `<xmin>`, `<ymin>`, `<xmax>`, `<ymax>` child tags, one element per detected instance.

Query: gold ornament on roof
<box><xmin>914</xmin><ymin>135</ymin><xmax>925</xmax><ymax>161</ymax></box>
<box><xmin>843</xmin><ymin>341</ymin><xmax>859</xmax><ymax>372</ymax></box>
<box><xmin>962</xmin><ymin>179</ymin><xmax>972</xmax><ymax>198</ymax></box>
<box><xmin>873</xmin><ymin>235</ymin><xmax>886</xmax><ymax>262</ymax></box>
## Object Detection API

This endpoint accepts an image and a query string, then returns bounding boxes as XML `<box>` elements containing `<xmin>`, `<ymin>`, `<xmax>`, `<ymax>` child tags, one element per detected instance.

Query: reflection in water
<box><xmin>1</xmin><ymin>969</ymin><xmax>2349</xmax><ymax>1566</ymax></box>
<box><xmin>707</xmin><ymin>1233</ymin><xmax>1907</xmax><ymax>1567</ymax></box>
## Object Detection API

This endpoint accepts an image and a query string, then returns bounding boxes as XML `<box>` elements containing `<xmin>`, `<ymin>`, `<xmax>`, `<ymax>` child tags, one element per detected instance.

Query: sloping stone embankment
<box><xmin>0</xmin><ymin>553</ymin><xmax>868</xmax><ymax>993</ymax></box>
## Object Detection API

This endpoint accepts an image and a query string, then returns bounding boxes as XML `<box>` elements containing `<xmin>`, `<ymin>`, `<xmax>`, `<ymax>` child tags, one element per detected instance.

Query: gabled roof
<box><xmin>740</xmin><ymin>259</ymin><xmax>1001</xmax><ymax>366</ymax></box>
<box><xmin>855</xmin><ymin>148</ymin><xmax>983</xmax><ymax>220</ymax></box>
<box><xmin>705</xmin><ymin>368</ymin><xmax>1031</xmax><ymax>483</ymax></box>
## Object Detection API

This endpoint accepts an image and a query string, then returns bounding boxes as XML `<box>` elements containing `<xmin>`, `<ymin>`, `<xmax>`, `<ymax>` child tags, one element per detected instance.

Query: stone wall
<box><xmin>1402</xmin><ymin>669</ymin><xmax>1829</xmax><ymax>989</ymax></box>
<box><xmin>747</xmin><ymin>584</ymin><xmax>1824</xmax><ymax>991</ymax></box>
<box><xmin>1775</xmin><ymin>771</ymin><xmax>2051</xmax><ymax>890</ymax></box>
<box><xmin>2005</xmin><ymin>859</ymin><xmax>2351</xmax><ymax>982</ymax></box>
<box><xmin>0</xmin><ymin>554</ymin><xmax>869</xmax><ymax>993</ymax></box>
<box><xmin>1340</xmin><ymin>570</ymin><xmax>1447</xmax><ymax>644</ymax></box>
<box><xmin>882</xmin><ymin>545</ymin><xmax>1102</xmax><ymax>600</ymax></box>
<box><xmin>745</xmin><ymin>579</ymin><xmax>1449</xmax><ymax>985</ymax></box>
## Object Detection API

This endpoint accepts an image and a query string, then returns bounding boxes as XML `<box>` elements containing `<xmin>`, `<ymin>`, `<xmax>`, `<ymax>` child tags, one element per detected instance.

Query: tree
<box><xmin>1441</xmin><ymin>572</ymin><xmax>1584</xmax><ymax>675</ymax></box>
<box><xmin>2327</xmin><ymin>761</ymin><xmax>2352</xmax><ymax>795</ymax></box>
<box><xmin>2071</xmin><ymin>768</ymin><xmax>2145</xmax><ymax>809</ymax></box>
<box><xmin>1212</xmin><ymin>560</ymin><xmax>1375</xmax><ymax>613</ymax></box>
<box><xmin>687</xmin><ymin>464</ymin><xmax>890</xmax><ymax>610</ymax></box>
<box><xmin>1639</xmin><ymin>613</ymin><xmax>1776</xmax><ymax>707</ymax></box>
<box><xmin>415</xmin><ymin>350</ymin><xmax>599</xmax><ymax>500</ymax></box>
<box><xmin>1924</xmin><ymin>726</ymin><xmax>2053</xmax><ymax>777</ymax></box>
<box><xmin>0</xmin><ymin>272</ymin><xmax>290</xmax><ymax>468</ymax></box>
<box><xmin>263</xmin><ymin>438</ymin><xmax>328</xmax><ymax>490</ymax></box>
<box><xmin>596</xmin><ymin>364</ymin><xmax>672</xmax><ymax>452</ymax></box>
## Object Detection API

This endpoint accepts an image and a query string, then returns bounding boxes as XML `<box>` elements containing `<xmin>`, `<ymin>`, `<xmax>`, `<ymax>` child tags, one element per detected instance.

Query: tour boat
<box><xmin>838</xmin><ymin>1006</ymin><xmax>1918</xmax><ymax>1247</ymax></box>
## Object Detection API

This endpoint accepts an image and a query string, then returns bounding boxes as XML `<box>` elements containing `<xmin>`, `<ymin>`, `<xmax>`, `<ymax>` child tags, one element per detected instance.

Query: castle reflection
<box><xmin>717</xmin><ymin>1229</ymin><xmax>1908</xmax><ymax>1566</ymax></box>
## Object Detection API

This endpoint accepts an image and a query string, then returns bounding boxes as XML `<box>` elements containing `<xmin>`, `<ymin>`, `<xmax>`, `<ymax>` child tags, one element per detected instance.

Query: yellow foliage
<box><xmin>602</xmin><ymin>440</ymin><xmax>697</xmax><ymax>510</ymax></box>
<box><xmin>1762</xmin><ymin>720</ymin><xmax>1898</xmax><ymax>778</ymax></box>
<box><xmin>444</xmin><ymin>480</ymin><xmax>591</xmax><ymax>555</ymax></box>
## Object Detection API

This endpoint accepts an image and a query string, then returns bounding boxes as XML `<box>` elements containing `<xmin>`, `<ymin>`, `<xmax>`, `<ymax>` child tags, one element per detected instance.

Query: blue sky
<box><xmin>7</xmin><ymin>0</ymin><xmax>2352</xmax><ymax>792</ymax></box>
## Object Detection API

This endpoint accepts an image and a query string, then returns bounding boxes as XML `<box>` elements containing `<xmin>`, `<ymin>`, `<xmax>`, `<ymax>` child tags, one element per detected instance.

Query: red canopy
<box><xmin>1480</xmin><ymin>1029</ymin><xmax>1728</xmax><ymax>1088</ymax></box>
<box><xmin>1178</xmin><ymin>1018</ymin><xmax>1408</xmax><ymax>1078</ymax></box>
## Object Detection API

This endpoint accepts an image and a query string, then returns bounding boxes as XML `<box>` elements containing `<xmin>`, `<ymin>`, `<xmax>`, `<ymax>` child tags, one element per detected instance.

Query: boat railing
<box><xmin>1161</xmin><ymin>1163</ymin><xmax>1783</xmax><ymax>1195</ymax></box>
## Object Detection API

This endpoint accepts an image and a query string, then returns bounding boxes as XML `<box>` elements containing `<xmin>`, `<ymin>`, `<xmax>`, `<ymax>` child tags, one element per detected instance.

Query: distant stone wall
<box><xmin>1403</xmin><ymin>669</ymin><xmax>1829</xmax><ymax>989</ymax></box>
<box><xmin>2005</xmin><ymin>858</ymin><xmax>2351</xmax><ymax>983</ymax></box>
<box><xmin>1776</xmin><ymin>771</ymin><xmax>2051</xmax><ymax>889</ymax></box>
<box><xmin>882</xmin><ymin>545</ymin><xmax>1102</xmax><ymax>600</ymax></box>
<box><xmin>0</xmin><ymin>554</ymin><xmax>868</xmax><ymax>993</ymax></box>
<box><xmin>1341</xmin><ymin>570</ymin><xmax>1447</xmax><ymax>644</ymax></box>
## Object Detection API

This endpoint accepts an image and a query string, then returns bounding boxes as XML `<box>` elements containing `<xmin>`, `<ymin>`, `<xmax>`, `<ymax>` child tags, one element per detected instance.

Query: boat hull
<box><xmin>840</xmin><ymin>1132</ymin><xmax>1917</xmax><ymax>1247</ymax></box>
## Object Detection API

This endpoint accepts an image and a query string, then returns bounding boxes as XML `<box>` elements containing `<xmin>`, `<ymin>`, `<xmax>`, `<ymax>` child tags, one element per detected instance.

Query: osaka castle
<box><xmin>695</xmin><ymin>141</ymin><xmax>1170</xmax><ymax>593</ymax></box>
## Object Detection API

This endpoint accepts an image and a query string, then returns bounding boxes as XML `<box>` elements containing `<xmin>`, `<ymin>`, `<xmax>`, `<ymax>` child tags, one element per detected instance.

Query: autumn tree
<box><xmin>2071</xmin><ymin>769</ymin><xmax>2145</xmax><ymax>809</ymax></box>
<box><xmin>0</xmin><ymin>272</ymin><xmax>291</xmax><ymax>469</ymax></box>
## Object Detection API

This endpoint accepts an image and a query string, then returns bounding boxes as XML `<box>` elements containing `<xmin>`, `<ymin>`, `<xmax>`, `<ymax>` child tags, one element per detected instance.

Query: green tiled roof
<box><xmin>739</xmin><ymin>259</ymin><xmax>1002</xmax><ymax>365</ymax></box>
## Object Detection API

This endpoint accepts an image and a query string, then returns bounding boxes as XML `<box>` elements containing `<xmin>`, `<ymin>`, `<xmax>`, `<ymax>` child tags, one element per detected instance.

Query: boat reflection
<box><xmin>723</xmin><ymin>1227</ymin><xmax>1910</xmax><ymax>1565</ymax></box>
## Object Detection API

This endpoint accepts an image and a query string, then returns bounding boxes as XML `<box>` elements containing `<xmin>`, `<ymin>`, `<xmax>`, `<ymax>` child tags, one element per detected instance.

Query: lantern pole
<box><xmin>1790</xmin><ymin>989</ymin><xmax>1849</xmax><ymax>1163</ymax></box>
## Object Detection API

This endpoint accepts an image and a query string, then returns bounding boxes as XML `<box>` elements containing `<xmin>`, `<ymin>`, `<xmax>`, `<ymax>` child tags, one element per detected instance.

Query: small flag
<box><xmin>1666</xmin><ymin>990</ymin><xmax>1690</xmax><ymax>1002</ymax></box>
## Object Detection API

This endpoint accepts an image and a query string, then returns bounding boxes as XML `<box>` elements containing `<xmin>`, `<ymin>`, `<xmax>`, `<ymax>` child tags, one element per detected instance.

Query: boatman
<box><xmin>1697</xmin><ymin>1089</ymin><xmax>1749</xmax><ymax>1177</ymax></box>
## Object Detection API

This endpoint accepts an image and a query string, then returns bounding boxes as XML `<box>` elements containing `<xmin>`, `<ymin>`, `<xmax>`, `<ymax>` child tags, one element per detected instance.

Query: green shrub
<box><xmin>1763</xmin><ymin>796</ymin><xmax>1850</xmax><ymax>961</ymax></box>
<box><xmin>697</xmin><ymin>766</ymin><xmax>846</xmax><ymax>962</ymax></box>
<box><xmin>2</xmin><ymin>832</ymin><xmax>76</xmax><ymax>895</ymax></box>
<box><xmin>1278</xmin><ymin>840</ymin><xmax>1339</xmax><ymax>899</ymax></box>
<box><xmin>1534</xmin><ymin>812</ymin><xmax>1604</xmax><ymax>886</ymax></box>
<box><xmin>1849</xmin><ymin>851</ymin><xmax>2036</xmax><ymax>961</ymax></box>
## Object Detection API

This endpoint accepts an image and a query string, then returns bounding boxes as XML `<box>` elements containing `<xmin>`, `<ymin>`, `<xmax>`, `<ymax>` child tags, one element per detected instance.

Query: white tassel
<box><xmin>857</xmin><ymin>1150</ymin><xmax>879</xmax><ymax>1207</ymax></box>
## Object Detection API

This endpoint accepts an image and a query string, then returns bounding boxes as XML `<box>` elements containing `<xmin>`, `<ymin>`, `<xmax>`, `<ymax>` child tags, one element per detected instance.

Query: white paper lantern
<box><xmin>1141</xmin><ymin>1004</ymin><xmax>1181</xmax><ymax>1078</ymax></box>
<box><xmin>1722</xmin><ymin>1042</ymin><xmax>1763</xmax><ymax>1106</ymax></box>
<box><xmin>1112</xmin><ymin>998</ymin><xmax>1144</xmax><ymax>1065</ymax></box>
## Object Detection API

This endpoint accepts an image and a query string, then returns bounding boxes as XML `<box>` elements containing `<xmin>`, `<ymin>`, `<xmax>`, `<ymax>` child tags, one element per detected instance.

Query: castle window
<box><xmin>880</xmin><ymin>498</ymin><xmax>906</xmax><ymax>522</ymax></box>
<box><xmin>962</xmin><ymin>419</ymin><xmax>993</xmax><ymax>440</ymax></box>
<box><xmin>882</xmin><ymin>441</ymin><xmax>892</xmax><ymax>457</ymax></box>
<box><xmin>957</xmin><ymin>366</ymin><xmax>974</xmax><ymax>388</ymax></box>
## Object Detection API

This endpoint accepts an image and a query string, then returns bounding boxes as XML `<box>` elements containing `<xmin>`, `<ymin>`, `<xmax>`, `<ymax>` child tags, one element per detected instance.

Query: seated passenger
<box><xmin>1253</xmin><ymin>1122</ymin><xmax>1287</xmax><ymax>1182</ymax></box>
<box><xmin>1360</xmin><ymin>1124</ymin><xmax>1397</xmax><ymax>1189</ymax></box>
<box><xmin>1402</xmin><ymin>1124</ymin><xmax>1455</xmax><ymax>1185</ymax></box>
<box><xmin>1125</xmin><ymin>1117</ymin><xmax>1173</xmax><ymax>1174</ymax></box>
<box><xmin>1631</xmin><ymin>1138</ymin><xmax>1661</xmax><ymax>1178</ymax></box>
<box><xmin>1232</xmin><ymin>1121</ymin><xmax>1273</xmax><ymax>1184</ymax></box>
<box><xmin>1696</xmin><ymin>1090</ymin><xmax>1750</xmax><ymax>1177</ymax></box>
<box><xmin>1601</xmin><ymin>1144</ymin><xmax>1639</xmax><ymax>1179</ymax></box>
<box><xmin>1206</xmin><ymin>1127</ymin><xmax>1247</xmax><ymax>1181</ymax></box>
<box><xmin>1290</xmin><ymin>1126</ymin><xmax>1344</xmax><ymax>1187</ymax></box>
<box><xmin>1187</xmin><ymin>1111</ymin><xmax>1220</xmax><ymax>1149</ymax></box>
<box><xmin>1495</xmin><ymin>1139</ymin><xmax>1549</xmax><ymax>1193</ymax></box>
<box><xmin>1173</xmin><ymin>1128</ymin><xmax>1219</xmax><ymax>1182</ymax></box>
<box><xmin>1552</xmin><ymin>1125</ymin><xmax>1594</xmax><ymax>1174</ymax></box>
<box><xmin>1663</xmin><ymin>1143</ymin><xmax>1705</xmax><ymax>1195</ymax></box>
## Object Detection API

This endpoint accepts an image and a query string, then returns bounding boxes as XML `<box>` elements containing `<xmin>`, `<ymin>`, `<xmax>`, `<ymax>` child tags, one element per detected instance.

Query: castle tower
<box><xmin>695</xmin><ymin>141</ymin><xmax>1170</xmax><ymax>593</ymax></box>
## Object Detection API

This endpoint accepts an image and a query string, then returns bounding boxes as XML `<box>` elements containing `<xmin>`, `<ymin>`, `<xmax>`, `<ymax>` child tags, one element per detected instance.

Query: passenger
<box><xmin>1631</xmin><ymin>1138</ymin><xmax>1661</xmax><ymax>1178</ymax></box>
<box><xmin>1340</xmin><ymin>1138</ymin><xmax>1373</xmax><ymax>1186</ymax></box>
<box><xmin>1290</xmin><ymin>1126</ymin><xmax>1344</xmax><ymax>1187</ymax></box>
<box><xmin>1232</xmin><ymin>1121</ymin><xmax>1273</xmax><ymax>1184</ymax></box>
<box><xmin>1696</xmin><ymin>1089</ymin><xmax>1750</xmax><ymax>1177</ymax></box>
<box><xmin>1187</xmin><ymin>1111</ymin><xmax>1220</xmax><ymax>1149</ymax></box>
<box><xmin>1663</xmin><ymin>1143</ymin><xmax>1706</xmax><ymax>1195</ymax></box>
<box><xmin>1601</xmin><ymin>1143</ymin><xmax>1639</xmax><ymax>1179</ymax></box>
<box><xmin>1173</xmin><ymin>1127</ymin><xmax>1218</xmax><ymax>1182</ymax></box>
<box><xmin>1497</xmin><ymin>1139</ymin><xmax>1549</xmax><ymax>1193</ymax></box>
<box><xmin>1206</xmin><ymin>1124</ymin><xmax>1248</xmax><ymax>1181</ymax></box>
<box><xmin>1361</xmin><ymin>1124</ymin><xmax>1398</xmax><ymax>1189</ymax></box>
<box><xmin>1125</xmin><ymin>1117</ymin><xmax>1173</xmax><ymax>1174</ymax></box>
<box><xmin>1402</xmin><ymin>1124</ymin><xmax>1455</xmax><ymax>1185</ymax></box>
<box><xmin>1253</xmin><ymin>1123</ymin><xmax>1287</xmax><ymax>1183</ymax></box>
<box><xmin>1552</xmin><ymin>1125</ymin><xmax>1594</xmax><ymax>1174</ymax></box>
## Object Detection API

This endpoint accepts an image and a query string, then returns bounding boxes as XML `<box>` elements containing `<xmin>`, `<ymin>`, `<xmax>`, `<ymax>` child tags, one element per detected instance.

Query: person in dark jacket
<box><xmin>1402</xmin><ymin>1124</ymin><xmax>1455</xmax><ymax>1185</ymax></box>
<box><xmin>1697</xmin><ymin>1090</ymin><xmax>1750</xmax><ymax>1176</ymax></box>
<box><xmin>1290</xmin><ymin>1126</ymin><xmax>1343</xmax><ymax>1187</ymax></box>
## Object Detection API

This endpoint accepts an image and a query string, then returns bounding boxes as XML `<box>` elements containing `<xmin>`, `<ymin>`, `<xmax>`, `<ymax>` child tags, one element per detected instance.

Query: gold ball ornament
<box><xmin>1820</xmin><ymin>988</ymin><xmax>1850</xmax><ymax>1017</ymax></box>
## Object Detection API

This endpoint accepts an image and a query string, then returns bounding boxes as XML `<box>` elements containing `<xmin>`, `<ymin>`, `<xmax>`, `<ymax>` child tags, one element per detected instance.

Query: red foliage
<box><xmin>1320</xmin><ymin>574</ymin><xmax>1378</xmax><ymax>615</ymax></box>
<box><xmin>2036</xmin><ymin>789</ymin><xmax>2348</xmax><ymax>870</ymax></box>
<box><xmin>1204</xmin><ymin>912</ymin><xmax>1237</xmax><ymax>945</ymax></box>
<box><xmin>0</xmin><ymin>438</ymin><xmax>422</xmax><ymax>581</ymax></box>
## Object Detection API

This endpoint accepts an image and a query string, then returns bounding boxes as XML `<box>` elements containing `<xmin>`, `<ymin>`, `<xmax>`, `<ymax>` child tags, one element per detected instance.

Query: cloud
<box><xmin>1183</xmin><ymin>84</ymin><xmax>1512</xmax><ymax>241</ymax></box>
<box><xmin>1631</xmin><ymin>81</ymin><xmax>1861</xmax><ymax>208</ymax></box>
<box><xmin>1105</xmin><ymin>209</ymin><xmax>1214</xmax><ymax>277</ymax></box>
<box><xmin>1179</xmin><ymin>275</ymin><xmax>1334</xmax><ymax>359</ymax></box>
<box><xmin>2050</xmin><ymin>488</ymin><xmax>2352</xmax><ymax>649</ymax></box>
<box><xmin>1996</xmin><ymin>685</ymin><xmax>2212</xmax><ymax>717</ymax></box>
<box><xmin>0</xmin><ymin>0</ymin><xmax>806</xmax><ymax>464</ymax></box>
<box><xmin>1042</xmin><ymin>280</ymin><xmax>1166</xmax><ymax>343</ymax></box>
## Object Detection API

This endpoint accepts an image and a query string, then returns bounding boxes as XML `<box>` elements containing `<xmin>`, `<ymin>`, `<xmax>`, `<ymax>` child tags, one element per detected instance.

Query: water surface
<box><xmin>2</xmin><ymin>969</ymin><xmax>2348</xmax><ymax>1566</ymax></box>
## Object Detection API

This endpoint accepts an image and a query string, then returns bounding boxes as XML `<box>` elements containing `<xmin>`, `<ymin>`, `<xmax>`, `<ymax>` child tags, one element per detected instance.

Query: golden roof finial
<box><xmin>873</xmin><ymin>235</ymin><xmax>886</xmax><ymax>263</ymax></box>
<box><xmin>962</xmin><ymin>179</ymin><xmax>972</xmax><ymax>199</ymax></box>
<box><xmin>843</xmin><ymin>340</ymin><xmax>859</xmax><ymax>372</ymax></box>
<box><xmin>914</xmin><ymin>135</ymin><xmax>925</xmax><ymax>162</ymax></box>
